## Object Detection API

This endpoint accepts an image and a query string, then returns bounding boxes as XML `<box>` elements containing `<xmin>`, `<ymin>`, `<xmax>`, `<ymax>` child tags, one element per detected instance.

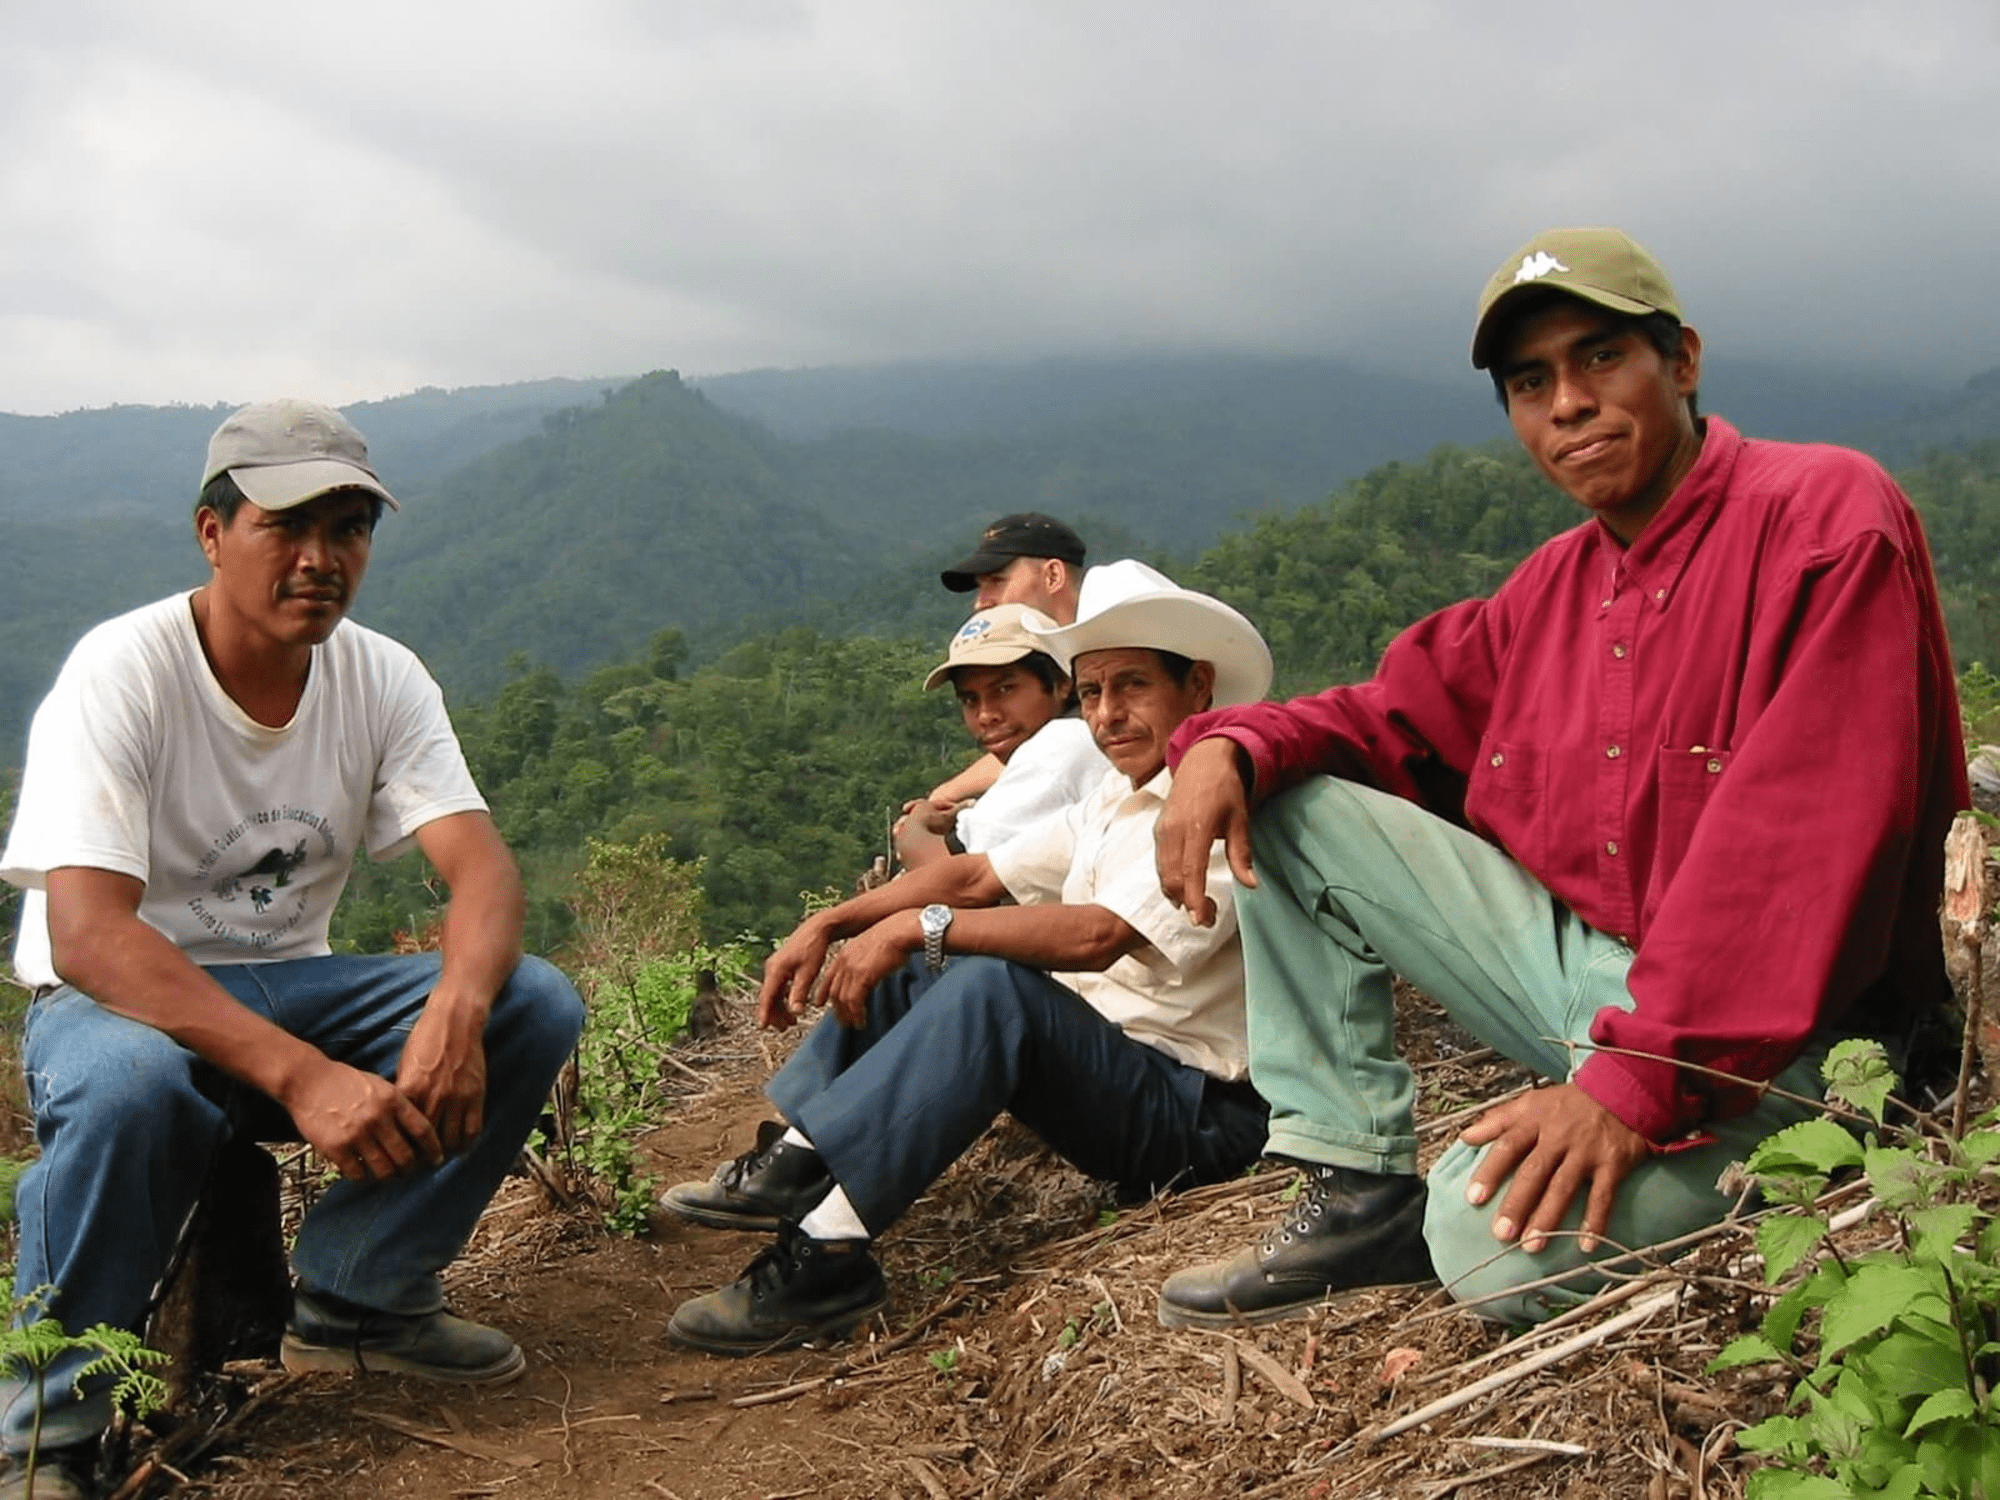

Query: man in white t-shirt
<box><xmin>0</xmin><ymin>400</ymin><xmax>584</xmax><ymax>1498</ymax></box>
<box><xmin>892</xmin><ymin>604</ymin><xmax>1110</xmax><ymax>868</ymax></box>
<box><xmin>657</xmin><ymin>564</ymin><xmax>1274</xmax><ymax>1356</ymax></box>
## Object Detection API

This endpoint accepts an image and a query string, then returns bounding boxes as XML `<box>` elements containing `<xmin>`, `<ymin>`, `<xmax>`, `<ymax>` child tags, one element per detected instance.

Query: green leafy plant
<box><xmin>560</xmin><ymin>836</ymin><xmax>756</xmax><ymax>1232</ymax></box>
<box><xmin>0</xmin><ymin>1290</ymin><xmax>168</xmax><ymax>1492</ymax></box>
<box><xmin>1707</xmin><ymin>1040</ymin><xmax>2000</xmax><ymax>1498</ymax></box>
<box><xmin>927</xmin><ymin>1346</ymin><xmax>960</xmax><ymax>1376</ymax></box>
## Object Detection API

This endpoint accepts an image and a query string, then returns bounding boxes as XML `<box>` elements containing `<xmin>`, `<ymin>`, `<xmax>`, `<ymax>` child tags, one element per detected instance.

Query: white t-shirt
<box><xmin>955</xmin><ymin>718</ymin><xmax>1110</xmax><ymax>855</ymax></box>
<box><xmin>1</xmin><ymin>593</ymin><xmax>487</xmax><ymax>989</ymax></box>
<box><xmin>984</xmin><ymin>766</ymin><xmax>1247</xmax><ymax>1080</ymax></box>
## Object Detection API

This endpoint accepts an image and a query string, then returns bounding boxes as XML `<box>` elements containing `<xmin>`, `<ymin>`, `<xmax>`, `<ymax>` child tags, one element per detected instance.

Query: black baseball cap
<box><xmin>941</xmin><ymin>512</ymin><xmax>1088</xmax><ymax>592</ymax></box>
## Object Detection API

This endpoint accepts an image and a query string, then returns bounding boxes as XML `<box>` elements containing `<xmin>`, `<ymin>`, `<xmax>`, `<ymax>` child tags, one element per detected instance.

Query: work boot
<box><xmin>666</xmin><ymin>1226</ymin><xmax>886</xmax><ymax>1357</ymax></box>
<box><xmin>1156</xmin><ymin>1162</ymin><xmax>1433</xmax><ymax>1330</ymax></box>
<box><xmin>0</xmin><ymin>1442</ymin><xmax>96</xmax><ymax>1500</ymax></box>
<box><xmin>659</xmin><ymin>1119</ymin><xmax>833</xmax><ymax>1232</ymax></box>
<box><xmin>280</xmin><ymin>1287</ymin><xmax>527</xmax><ymax>1384</ymax></box>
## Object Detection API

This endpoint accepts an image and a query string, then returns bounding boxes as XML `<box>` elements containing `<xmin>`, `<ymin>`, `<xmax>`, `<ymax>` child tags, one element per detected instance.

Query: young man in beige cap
<box><xmin>660</xmin><ymin>564</ymin><xmax>1272</xmax><ymax>1355</ymax></box>
<box><xmin>1152</xmin><ymin>227</ymin><xmax>1966</xmax><ymax>1328</ymax></box>
<box><xmin>893</xmin><ymin>604</ymin><xmax>1109</xmax><ymax>869</ymax></box>
<box><xmin>0</xmin><ymin>400</ymin><xmax>584</xmax><ymax>1498</ymax></box>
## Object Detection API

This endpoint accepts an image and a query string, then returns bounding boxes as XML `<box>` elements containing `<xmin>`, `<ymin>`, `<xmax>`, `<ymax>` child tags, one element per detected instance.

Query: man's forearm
<box><xmin>940</xmin><ymin>902</ymin><xmax>1144</xmax><ymax>973</ymax></box>
<box><xmin>430</xmin><ymin>856</ymin><xmax>526</xmax><ymax>1021</ymax></box>
<box><xmin>819</xmin><ymin>853</ymin><xmax>1005</xmax><ymax>940</ymax></box>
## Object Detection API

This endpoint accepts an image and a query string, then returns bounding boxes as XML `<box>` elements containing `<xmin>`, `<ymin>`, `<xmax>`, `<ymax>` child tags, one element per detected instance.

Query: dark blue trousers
<box><xmin>767</xmin><ymin>955</ymin><xmax>1267</xmax><ymax>1235</ymax></box>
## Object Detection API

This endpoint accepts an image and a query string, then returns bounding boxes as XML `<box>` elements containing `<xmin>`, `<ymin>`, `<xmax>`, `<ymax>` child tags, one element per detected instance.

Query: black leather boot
<box><xmin>1156</xmin><ymin>1162</ymin><xmax>1433</xmax><ymax>1330</ymax></box>
<box><xmin>659</xmin><ymin>1119</ymin><xmax>834</xmax><ymax>1231</ymax></box>
<box><xmin>666</xmin><ymin>1226</ymin><xmax>887</xmax><ymax>1357</ymax></box>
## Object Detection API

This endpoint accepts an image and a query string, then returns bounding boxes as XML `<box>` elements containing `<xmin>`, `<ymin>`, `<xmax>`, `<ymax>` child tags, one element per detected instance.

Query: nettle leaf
<box><xmin>1821</xmin><ymin>1038</ymin><xmax>1894</xmax><ymax>1124</ymax></box>
<box><xmin>1906</xmin><ymin>1202</ymin><xmax>1981</xmax><ymax>1262</ymax></box>
<box><xmin>1709</xmin><ymin>1331</ymin><xmax>1787</xmax><ymax>1372</ymax></box>
<box><xmin>1759</xmin><ymin>1213</ymin><xmax>1830</xmax><ymax>1285</ymax></box>
<box><xmin>1803</xmin><ymin>1382</ymin><xmax>1868</xmax><ymax>1454</ymax></box>
<box><xmin>1959</xmin><ymin>1126</ymin><xmax>2000</xmax><ymax>1169</ymax></box>
<box><xmin>1748</xmin><ymin>1117</ymin><xmax>1865</xmax><ymax>1178</ymax></box>
<box><xmin>1904</xmin><ymin>1387</ymin><xmax>1977</xmax><ymax>1437</ymax></box>
<box><xmin>1819</xmin><ymin>1261</ymin><xmax>1944</xmax><ymax>1355</ymax></box>
<box><xmin>1764</xmin><ymin>1266</ymin><xmax>1841</xmax><ymax>1352</ymax></box>
<box><xmin>1981</xmin><ymin>1216</ymin><xmax>2000</xmax><ymax>1263</ymax></box>
<box><xmin>1862</xmin><ymin>1465</ymin><xmax>1923</xmax><ymax>1500</ymax></box>
<box><xmin>1858</xmin><ymin>1322</ymin><xmax>1971</xmax><ymax>1397</ymax></box>
<box><xmin>1737</xmin><ymin>1413</ymin><xmax>1811</xmax><ymax>1455</ymax></box>
<box><xmin>1745</xmin><ymin>1470</ymin><xmax>1851</xmax><ymax>1500</ymax></box>
<box><xmin>1861</xmin><ymin>1145</ymin><xmax>1935</xmax><ymax>1210</ymax></box>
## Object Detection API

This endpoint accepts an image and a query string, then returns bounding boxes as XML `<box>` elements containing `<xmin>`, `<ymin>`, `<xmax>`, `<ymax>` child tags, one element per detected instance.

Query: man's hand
<box><xmin>395</xmin><ymin>998</ymin><xmax>490</xmax><ymax>1153</ymax></box>
<box><xmin>893</xmin><ymin>797</ymin><xmax>961</xmax><ymax>871</ymax></box>
<box><xmin>1155</xmin><ymin>737</ymin><xmax>1258</xmax><ymax>927</ymax></box>
<box><xmin>1458</xmin><ymin>1083</ymin><xmax>1651</xmax><ymax>1253</ymax></box>
<box><xmin>757</xmin><ymin>918</ymin><xmax>835</xmax><ymax>1030</ymax></box>
<box><xmin>816</xmin><ymin>913</ymin><xmax>922</xmax><ymax>1027</ymax></box>
<box><xmin>284</xmin><ymin>1056</ymin><xmax>444</xmax><ymax>1182</ymax></box>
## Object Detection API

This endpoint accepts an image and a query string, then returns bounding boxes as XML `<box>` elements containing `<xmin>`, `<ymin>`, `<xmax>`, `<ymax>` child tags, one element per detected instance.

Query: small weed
<box><xmin>1706</xmin><ymin>1039</ymin><xmax>2000</xmax><ymax>1497</ymax></box>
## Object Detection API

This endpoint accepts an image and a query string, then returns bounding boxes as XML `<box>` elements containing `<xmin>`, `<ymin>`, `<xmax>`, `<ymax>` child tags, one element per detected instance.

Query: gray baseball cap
<box><xmin>202</xmin><ymin>398</ymin><xmax>400</xmax><ymax>512</ymax></box>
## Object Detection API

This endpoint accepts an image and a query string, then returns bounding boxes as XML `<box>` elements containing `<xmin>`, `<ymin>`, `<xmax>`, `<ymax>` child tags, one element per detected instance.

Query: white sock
<box><xmin>798</xmin><ymin>1183</ymin><xmax>869</xmax><ymax>1243</ymax></box>
<box><xmin>781</xmin><ymin>1126</ymin><xmax>814</xmax><ymax>1150</ymax></box>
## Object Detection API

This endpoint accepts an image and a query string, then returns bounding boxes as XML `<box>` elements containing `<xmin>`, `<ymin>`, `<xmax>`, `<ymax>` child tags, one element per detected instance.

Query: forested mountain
<box><xmin>2</xmin><ymin>356</ymin><xmax>1993</xmax><ymax>756</ymax></box>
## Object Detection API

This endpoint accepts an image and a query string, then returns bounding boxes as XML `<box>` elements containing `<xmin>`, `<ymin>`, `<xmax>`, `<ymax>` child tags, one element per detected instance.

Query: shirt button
<box><xmin>1490</xmin><ymin>753</ymin><xmax>1504</xmax><ymax>768</ymax></box>
<box><xmin>1606</xmin><ymin>745</ymin><xmax>1621</xmax><ymax>759</ymax></box>
<box><xmin>1654</xmin><ymin>588</ymin><xmax>1667</xmax><ymax>602</ymax></box>
<box><xmin>1605</xmin><ymin>841</ymin><xmax>1620</xmax><ymax>856</ymax></box>
<box><xmin>1600</xmin><ymin>598</ymin><xmax>1613</xmax><ymax>610</ymax></box>
<box><xmin>1612</xmin><ymin>644</ymin><xmax>1627</xmax><ymax>659</ymax></box>
<box><xmin>1706</xmin><ymin>757</ymin><xmax>1723</xmax><ymax>774</ymax></box>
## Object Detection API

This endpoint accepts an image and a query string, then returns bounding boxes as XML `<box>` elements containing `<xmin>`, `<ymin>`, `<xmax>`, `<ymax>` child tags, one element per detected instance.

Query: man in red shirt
<box><xmin>1152</xmin><ymin>227</ymin><xmax>1967</xmax><ymax>1327</ymax></box>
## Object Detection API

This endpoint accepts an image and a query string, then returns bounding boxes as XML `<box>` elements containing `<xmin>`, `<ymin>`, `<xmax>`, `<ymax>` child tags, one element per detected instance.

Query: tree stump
<box><xmin>145</xmin><ymin>1136</ymin><xmax>291</xmax><ymax>1404</ymax></box>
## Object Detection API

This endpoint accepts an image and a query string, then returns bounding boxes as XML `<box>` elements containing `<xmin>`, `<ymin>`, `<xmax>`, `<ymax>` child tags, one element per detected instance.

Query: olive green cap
<box><xmin>1470</xmin><ymin>227</ymin><xmax>1682</xmax><ymax>369</ymax></box>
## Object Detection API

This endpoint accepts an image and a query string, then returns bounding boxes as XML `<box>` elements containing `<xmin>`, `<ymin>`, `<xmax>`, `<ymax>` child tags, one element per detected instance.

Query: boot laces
<box><xmin>1263</xmin><ymin>1165</ymin><xmax>1341</xmax><ymax>1253</ymax></box>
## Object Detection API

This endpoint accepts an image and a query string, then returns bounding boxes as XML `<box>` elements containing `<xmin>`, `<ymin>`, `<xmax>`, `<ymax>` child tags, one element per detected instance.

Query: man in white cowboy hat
<box><xmin>660</xmin><ymin>563</ymin><xmax>1275</xmax><ymax>1355</ymax></box>
<box><xmin>1151</xmin><ymin>227</ymin><xmax>1966</xmax><ymax>1330</ymax></box>
<box><xmin>0</xmin><ymin>400</ymin><xmax>584</xmax><ymax>1499</ymax></box>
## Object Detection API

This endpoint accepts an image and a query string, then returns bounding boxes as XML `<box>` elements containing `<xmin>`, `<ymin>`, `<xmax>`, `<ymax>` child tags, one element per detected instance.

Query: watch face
<box><xmin>921</xmin><ymin>904</ymin><xmax>950</xmax><ymax>935</ymax></box>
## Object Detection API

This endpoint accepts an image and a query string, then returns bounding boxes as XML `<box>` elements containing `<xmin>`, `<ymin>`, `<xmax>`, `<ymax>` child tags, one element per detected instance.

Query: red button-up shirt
<box><xmin>1169</xmin><ymin>419</ymin><xmax>1967</xmax><ymax>1141</ymax></box>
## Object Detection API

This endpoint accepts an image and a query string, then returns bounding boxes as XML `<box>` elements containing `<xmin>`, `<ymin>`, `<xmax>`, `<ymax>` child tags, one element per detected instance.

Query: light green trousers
<box><xmin>1241</xmin><ymin>777</ymin><xmax>1827</xmax><ymax>1323</ymax></box>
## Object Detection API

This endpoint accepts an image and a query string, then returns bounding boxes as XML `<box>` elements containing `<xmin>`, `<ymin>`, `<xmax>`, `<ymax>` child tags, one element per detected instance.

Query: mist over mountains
<box><xmin>0</xmin><ymin>353</ymin><xmax>1993</xmax><ymax>755</ymax></box>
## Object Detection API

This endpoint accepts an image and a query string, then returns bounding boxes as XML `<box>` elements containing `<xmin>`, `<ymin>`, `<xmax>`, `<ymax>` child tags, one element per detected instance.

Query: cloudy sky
<box><xmin>2</xmin><ymin>0</ymin><xmax>1994</xmax><ymax>415</ymax></box>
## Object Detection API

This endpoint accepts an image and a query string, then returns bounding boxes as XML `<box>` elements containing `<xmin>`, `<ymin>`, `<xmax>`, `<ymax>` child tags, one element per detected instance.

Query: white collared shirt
<box><xmin>985</xmin><ymin>766</ymin><xmax>1247</xmax><ymax>1079</ymax></box>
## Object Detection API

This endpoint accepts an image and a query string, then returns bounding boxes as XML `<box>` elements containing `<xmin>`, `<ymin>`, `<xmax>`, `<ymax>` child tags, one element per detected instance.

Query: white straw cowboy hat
<box><xmin>1025</xmin><ymin>560</ymin><xmax>1272</xmax><ymax>709</ymax></box>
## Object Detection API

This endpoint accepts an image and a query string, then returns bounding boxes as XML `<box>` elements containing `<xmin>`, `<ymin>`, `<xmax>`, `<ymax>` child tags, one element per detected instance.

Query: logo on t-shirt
<box><xmin>188</xmin><ymin>807</ymin><xmax>341</xmax><ymax>950</ymax></box>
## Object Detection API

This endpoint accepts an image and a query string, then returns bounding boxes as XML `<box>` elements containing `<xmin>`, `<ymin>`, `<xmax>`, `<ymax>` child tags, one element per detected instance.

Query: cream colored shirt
<box><xmin>985</xmin><ymin>766</ymin><xmax>1247</xmax><ymax>1079</ymax></box>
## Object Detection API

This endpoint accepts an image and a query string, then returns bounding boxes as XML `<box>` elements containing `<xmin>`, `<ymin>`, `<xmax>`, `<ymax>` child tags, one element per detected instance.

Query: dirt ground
<box><xmin>43</xmin><ymin>978</ymin><xmax>1957</xmax><ymax>1500</ymax></box>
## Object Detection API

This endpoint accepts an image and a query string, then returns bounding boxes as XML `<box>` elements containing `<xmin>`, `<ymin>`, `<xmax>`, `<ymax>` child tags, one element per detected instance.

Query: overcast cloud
<box><xmin>1</xmin><ymin>0</ymin><xmax>1994</xmax><ymax>415</ymax></box>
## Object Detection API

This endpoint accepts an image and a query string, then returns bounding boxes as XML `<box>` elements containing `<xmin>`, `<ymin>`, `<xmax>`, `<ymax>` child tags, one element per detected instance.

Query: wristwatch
<box><xmin>919</xmin><ymin>904</ymin><xmax>954</xmax><ymax>974</ymax></box>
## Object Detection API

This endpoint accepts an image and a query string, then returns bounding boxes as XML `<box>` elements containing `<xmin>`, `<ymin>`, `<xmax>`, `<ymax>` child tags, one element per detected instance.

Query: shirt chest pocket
<box><xmin>1468</xmin><ymin>738</ymin><xmax>1547</xmax><ymax>870</ymax></box>
<box><xmin>1652</xmin><ymin>745</ymin><xmax>1732</xmax><ymax>886</ymax></box>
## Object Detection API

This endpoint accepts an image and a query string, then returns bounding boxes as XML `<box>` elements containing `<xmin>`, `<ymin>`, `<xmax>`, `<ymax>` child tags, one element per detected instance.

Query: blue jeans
<box><xmin>4</xmin><ymin>952</ymin><xmax>583</xmax><ymax>1453</ymax></box>
<box><xmin>769</xmin><ymin>955</ymin><xmax>1267</xmax><ymax>1236</ymax></box>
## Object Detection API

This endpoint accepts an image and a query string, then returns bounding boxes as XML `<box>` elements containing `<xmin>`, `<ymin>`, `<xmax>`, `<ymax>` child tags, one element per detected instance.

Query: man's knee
<box><xmin>493</xmin><ymin>955</ymin><xmax>585</xmax><ymax>1061</ymax></box>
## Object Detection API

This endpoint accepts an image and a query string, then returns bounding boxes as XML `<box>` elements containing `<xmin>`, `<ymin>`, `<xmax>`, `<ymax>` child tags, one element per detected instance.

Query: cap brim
<box><xmin>922</xmin><ymin>637</ymin><xmax>1042</xmax><ymax>691</ymax></box>
<box><xmin>230</xmin><ymin>459</ymin><xmax>401</xmax><ymax>512</ymax></box>
<box><xmin>1471</xmin><ymin>283</ymin><xmax>1659</xmax><ymax>369</ymax></box>
<box><xmin>1027</xmin><ymin>593</ymin><xmax>1272</xmax><ymax>709</ymax></box>
<box><xmin>940</xmin><ymin>547</ymin><xmax>1017</xmax><ymax>592</ymax></box>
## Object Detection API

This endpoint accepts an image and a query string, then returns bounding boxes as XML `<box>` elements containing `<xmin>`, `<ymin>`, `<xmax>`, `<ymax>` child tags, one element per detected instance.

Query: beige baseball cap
<box><xmin>1471</xmin><ymin>227</ymin><xmax>1682</xmax><ymax>370</ymax></box>
<box><xmin>923</xmin><ymin>604</ymin><xmax>1057</xmax><ymax>691</ymax></box>
<box><xmin>202</xmin><ymin>398</ymin><xmax>400</xmax><ymax>512</ymax></box>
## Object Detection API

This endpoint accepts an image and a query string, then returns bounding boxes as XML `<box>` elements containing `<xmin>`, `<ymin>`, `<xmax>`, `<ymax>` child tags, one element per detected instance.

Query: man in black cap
<box><xmin>922</xmin><ymin>514</ymin><xmax>1092</xmax><ymax>813</ymax></box>
<box><xmin>940</xmin><ymin>511</ymin><xmax>1088</xmax><ymax>623</ymax></box>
